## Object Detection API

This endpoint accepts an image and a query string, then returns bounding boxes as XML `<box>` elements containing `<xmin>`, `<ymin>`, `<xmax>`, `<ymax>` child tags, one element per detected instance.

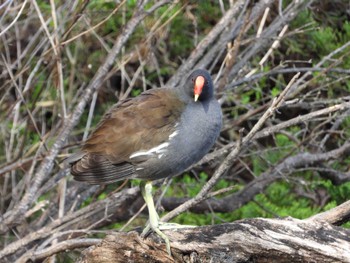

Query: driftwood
<box><xmin>77</xmin><ymin>217</ymin><xmax>350</xmax><ymax>263</ymax></box>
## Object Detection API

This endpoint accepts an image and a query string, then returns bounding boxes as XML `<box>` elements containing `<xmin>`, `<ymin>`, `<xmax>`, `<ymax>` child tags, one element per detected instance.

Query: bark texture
<box><xmin>77</xmin><ymin>217</ymin><xmax>350</xmax><ymax>263</ymax></box>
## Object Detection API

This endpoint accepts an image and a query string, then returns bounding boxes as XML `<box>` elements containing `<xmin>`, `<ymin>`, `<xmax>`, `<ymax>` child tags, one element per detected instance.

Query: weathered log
<box><xmin>77</xmin><ymin>217</ymin><xmax>350</xmax><ymax>263</ymax></box>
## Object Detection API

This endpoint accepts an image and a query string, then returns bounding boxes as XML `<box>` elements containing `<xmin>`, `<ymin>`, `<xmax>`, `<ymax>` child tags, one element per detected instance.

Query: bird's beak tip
<box><xmin>194</xmin><ymin>94</ymin><xmax>199</xmax><ymax>102</ymax></box>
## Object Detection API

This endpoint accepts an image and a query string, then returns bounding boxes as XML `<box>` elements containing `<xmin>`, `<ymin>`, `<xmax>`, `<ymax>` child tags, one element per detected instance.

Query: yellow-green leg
<box><xmin>141</xmin><ymin>181</ymin><xmax>171</xmax><ymax>255</ymax></box>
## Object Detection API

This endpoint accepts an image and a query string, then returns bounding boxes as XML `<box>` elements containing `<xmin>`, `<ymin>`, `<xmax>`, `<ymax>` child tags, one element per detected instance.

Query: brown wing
<box><xmin>69</xmin><ymin>88</ymin><xmax>185</xmax><ymax>184</ymax></box>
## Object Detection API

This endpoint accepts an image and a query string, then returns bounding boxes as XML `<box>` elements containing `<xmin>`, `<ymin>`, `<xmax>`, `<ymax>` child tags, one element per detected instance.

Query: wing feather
<box><xmin>69</xmin><ymin>88</ymin><xmax>184</xmax><ymax>183</ymax></box>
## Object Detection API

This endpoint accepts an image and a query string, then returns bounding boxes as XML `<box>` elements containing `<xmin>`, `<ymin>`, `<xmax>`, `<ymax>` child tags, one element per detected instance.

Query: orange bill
<box><xmin>194</xmin><ymin>75</ymin><xmax>205</xmax><ymax>101</ymax></box>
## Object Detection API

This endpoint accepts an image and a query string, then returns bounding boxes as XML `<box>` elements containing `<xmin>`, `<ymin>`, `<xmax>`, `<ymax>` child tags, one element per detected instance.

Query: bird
<box><xmin>66</xmin><ymin>69</ymin><xmax>222</xmax><ymax>255</ymax></box>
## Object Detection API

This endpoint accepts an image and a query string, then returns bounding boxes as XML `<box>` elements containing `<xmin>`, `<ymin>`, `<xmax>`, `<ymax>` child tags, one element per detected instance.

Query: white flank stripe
<box><xmin>130</xmin><ymin>142</ymin><xmax>169</xmax><ymax>159</ymax></box>
<box><xmin>169</xmin><ymin>130</ymin><xmax>178</xmax><ymax>139</ymax></box>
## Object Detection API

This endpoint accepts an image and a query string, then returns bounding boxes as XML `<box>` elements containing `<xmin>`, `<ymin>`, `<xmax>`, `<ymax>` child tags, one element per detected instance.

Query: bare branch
<box><xmin>308</xmin><ymin>200</ymin><xmax>350</xmax><ymax>226</ymax></box>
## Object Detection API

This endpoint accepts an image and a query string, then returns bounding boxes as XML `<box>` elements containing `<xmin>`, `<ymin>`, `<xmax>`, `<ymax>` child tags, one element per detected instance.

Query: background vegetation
<box><xmin>1</xmin><ymin>0</ymin><xmax>350</xmax><ymax>261</ymax></box>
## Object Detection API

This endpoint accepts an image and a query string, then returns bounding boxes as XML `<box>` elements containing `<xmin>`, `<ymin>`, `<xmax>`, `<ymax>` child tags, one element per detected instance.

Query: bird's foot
<box><xmin>140</xmin><ymin>181</ymin><xmax>197</xmax><ymax>255</ymax></box>
<box><xmin>141</xmin><ymin>181</ymin><xmax>172</xmax><ymax>255</ymax></box>
<box><xmin>141</xmin><ymin>222</ymin><xmax>171</xmax><ymax>255</ymax></box>
<box><xmin>141</xmin><ymin>221</ymin><xmax>196</xmax><ymax>255</ymax></box>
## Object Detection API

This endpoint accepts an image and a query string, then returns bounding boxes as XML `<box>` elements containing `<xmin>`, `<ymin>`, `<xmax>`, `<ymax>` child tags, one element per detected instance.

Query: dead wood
<box><xmin>77</xmin><ymin>217</ymin><xmax>350</xmax><ymax>263</ymax></box>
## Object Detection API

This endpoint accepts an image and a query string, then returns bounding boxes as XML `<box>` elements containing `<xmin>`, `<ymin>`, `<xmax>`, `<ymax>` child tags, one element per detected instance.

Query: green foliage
<box><xmin>271</xmin><ymin>87</ymin><xmax>280</xmax><ymax>97</ymax></box>
<box><xmin>322</xmin><ymin>181</ymin><xmax>350</xmax><ymax>203</ymax></box>
<box><xmin>131</xmin><ymin>88</ymin><xmax>142</xmax><ymax>97</ymax></box>
<box><xmin>240</xmin><ymin>86</ymin><xmax>263</xmax><ymax>105</ymax></box>
<box><xmin>167</xmin><ymin>173</ymin><xmax>204</xmax><ymax>198</ymax></box>
<box><xmin>262</xmin><ymin>182</ymin><xmax>317</xmax><ymax>218</ymax></box>
<box><xmin>167</xmin><ymin>13</ymin><xmax>195</xmax><ymax>59</ymax></box>
<box><xmin>241</xmin><ymin>93</ymin><xmax>251</xmax><ymax>104</ymax></box>
<box><xmin>341</xmin><ymin>116</ymin><xmax>350</xmax><ymax>137</ymax></box>
<box><xmin>309</xmin><ymin>27</ymin><xmax>338</xmax><ymax>56</ymax></box>
<box><xmin>275</xmin><ymin>134</ymin><xmax>294</xmax><ymax>147</ymax></box>
<box><xmin>343</xmin><ymin>21</ymin><xmax>350</xmax><ymax>41</ymax></box>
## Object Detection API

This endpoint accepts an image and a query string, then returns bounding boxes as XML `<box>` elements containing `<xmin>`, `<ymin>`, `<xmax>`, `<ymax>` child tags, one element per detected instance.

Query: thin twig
<box><xmin>0</xmin><ymin>0</ymin><xmax>28</xmax><ymax>37</ymax></box>
<box><xmin>17</xmin><ymin>238</ymin><xmax>101</xmax><ymax>263</ymax></box>
<box><xmin>60</xmin><ymin>0</ymin><xmax>127</xmax><ymax>46</ymax></box>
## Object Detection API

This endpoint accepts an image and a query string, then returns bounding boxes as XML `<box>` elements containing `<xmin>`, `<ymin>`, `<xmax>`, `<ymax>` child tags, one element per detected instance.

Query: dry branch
<box><xmin>161</xmin><ymin>141</ymin><xmax>350</xmax><ymax>215</ymax></box>
<box><xmin>308</xmin><ymin>199</ymin><xmax>350</xmax><ymax>226</ymax></box>
<box><xmin>0</xmin><ymin>187</ymin><xmax>139</xmax><ymax>260</ymax></box>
